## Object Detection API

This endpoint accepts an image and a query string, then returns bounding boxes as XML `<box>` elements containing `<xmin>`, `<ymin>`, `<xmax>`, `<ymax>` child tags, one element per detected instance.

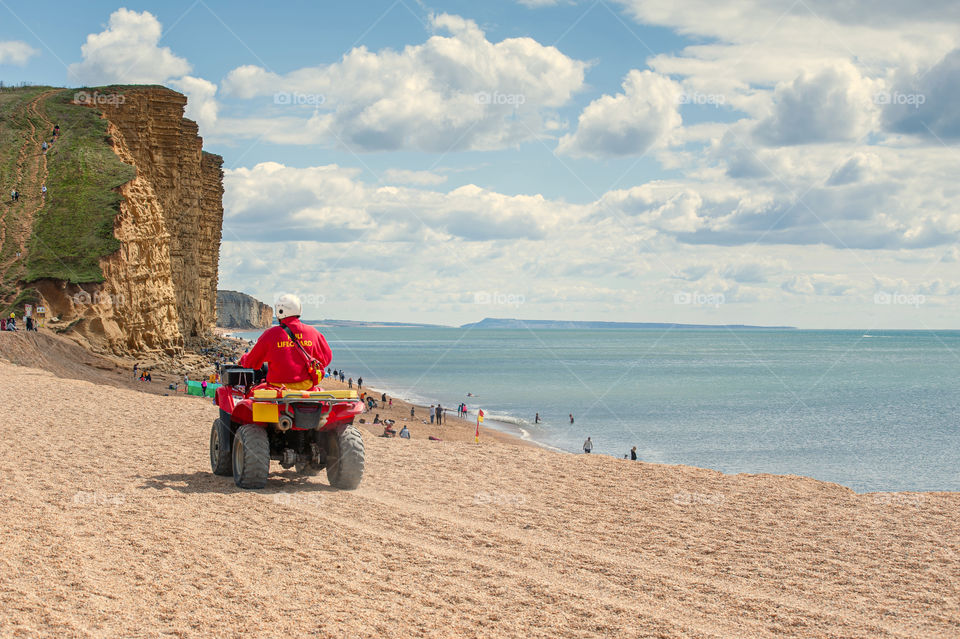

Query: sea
<box><xmin>231</xmin><ymin>326</ymin><xmax>960</xmax><ymax>493</ymax></box>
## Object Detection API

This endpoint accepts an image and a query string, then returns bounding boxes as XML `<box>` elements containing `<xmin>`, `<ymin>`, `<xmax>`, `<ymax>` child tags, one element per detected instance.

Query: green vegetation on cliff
<box><xmin>0</xmin><ymin>86</ymin><xmax>136</xmax><ymax>309</ymax></box>
<box><xmin>26</xmin><ymin>89</ymin><xmax>136</xmax><ymax>282</ymax></box>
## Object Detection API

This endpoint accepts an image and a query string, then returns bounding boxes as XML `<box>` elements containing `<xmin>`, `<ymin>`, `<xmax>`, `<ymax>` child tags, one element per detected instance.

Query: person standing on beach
<box><xmin>583</xmin><ymin>437</ymin><xmax>592</xmax><ymax>454</ymax></box>
<box><xmin>436</xmin><ymin>404</ymin><xmax>443</xmax><ymax>425</ymax></box>
<box><xmin>570</xmin><ymin>414</ymin><xmax>574</xmax><ymax>424</ymax></box>
<box><xmin>429</xmin><ymin>405</ymin><xmax>435</xmax><ymax>424</ymax></box>
<box><xmin>535</xmin><ymin>412</ymin><xmax>540</xmax><ymax>424</ymax></box>
<box><xmin>410</xmin><ymin>406</ymin><xmax>415</xmax><ymax>418</ymax></box>
<box><xmin>630</xmin><ymin>446</ymin><xmax>637</xmax><ymax>460</ymax></box>
<box><xmin>357</xmin><ymin>376</ymin><xmax>363</xmax><ymax>390</ymax></box>
<box><xmin>348</xmin><ymin>377</ymin><xmax>353</xmax><ymax>388</ymax></box>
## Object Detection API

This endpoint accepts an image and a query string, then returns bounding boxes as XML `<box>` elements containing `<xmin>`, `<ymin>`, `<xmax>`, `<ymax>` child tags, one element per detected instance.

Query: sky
<box><xmin>1</xmin><ymin>0</ymin><xmax>959</xmax><ymax>328</ymax></box>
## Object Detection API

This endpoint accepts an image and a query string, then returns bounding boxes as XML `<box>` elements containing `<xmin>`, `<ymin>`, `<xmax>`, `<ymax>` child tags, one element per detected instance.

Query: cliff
<box><xmin>216</xmin><ymin>290</ymin><xmax>273</xmax><ymax>329</ymax></box>
<box><xmin>22</xmin><ymin>86</ymin><xmax>224</xmax><ymax>356</ymax></box>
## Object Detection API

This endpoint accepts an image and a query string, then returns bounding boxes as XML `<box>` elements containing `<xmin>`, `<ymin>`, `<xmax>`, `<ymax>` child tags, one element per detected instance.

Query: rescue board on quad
<box><xmin>210</xmin><ymin>365</ymin><xmax>366</xmax><ymax>490</ymax></box>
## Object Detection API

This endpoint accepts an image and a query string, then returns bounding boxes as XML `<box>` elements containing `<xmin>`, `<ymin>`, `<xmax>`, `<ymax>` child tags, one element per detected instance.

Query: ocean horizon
<box><xmin>232</xmin><ymin>325</ymin><xmax>960</xmax><ymax>493</ymax></box>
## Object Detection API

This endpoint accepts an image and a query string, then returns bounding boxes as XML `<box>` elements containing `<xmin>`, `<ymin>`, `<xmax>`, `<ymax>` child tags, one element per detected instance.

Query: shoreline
<box><xmin>315</xmin><ymin>374</ymin><xmax>538</xmax><ymax>447</ymax></box>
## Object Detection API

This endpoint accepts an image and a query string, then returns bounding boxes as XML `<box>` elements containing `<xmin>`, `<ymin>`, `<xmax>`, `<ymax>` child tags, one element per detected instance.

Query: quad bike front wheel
<box><xmin>233</xmin><ymin>424</ymin><xmax>270</xmax><ymax>489</ymax></box>
<box><xmin>210</xmin><ymin>418</ymin><xmax>233</xmax><ymax>476</ymax></box>
<box><xmin>326</xmin><ymin>425</ymin><xmax>365</xmax><ymax>490</ymax></box>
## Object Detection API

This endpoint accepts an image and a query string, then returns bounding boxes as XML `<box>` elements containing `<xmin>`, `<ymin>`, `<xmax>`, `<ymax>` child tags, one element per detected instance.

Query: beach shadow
<box><xmin>140</xmin><ymin>471</ymin><xmax>340</xmax><ymax>495</ymax></box>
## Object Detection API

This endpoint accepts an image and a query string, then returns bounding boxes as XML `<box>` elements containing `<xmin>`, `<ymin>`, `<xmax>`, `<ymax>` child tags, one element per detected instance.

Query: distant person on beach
<box><xmin>201</xmin><ymin>379</ymin><xmax>207</xmax><ymax>395</ymax></box>
<box><xmin>436</xmin><ymin>404</ymin><xmax>443</xmax><ymax>425</ymax></box>
<box><xmin>348</xmin><ymin>377</ymin><xmax>353</xmax><ymax>388</ymax></box>
<box><xmin>340</xmin><ymin>371</ymin><xmax>345</xmax><ymax>382</ymax></box>
<box><xmin>389</xmin><ymin>398</ymin><xmax>393</xmax><ymax>407</ymax></box>
<box><xmin>133</xmin><ymin>363</ymin><xmax>138</xmax><ymax>378</ymax></box>
<box><xmin>399</xmin><ymin>425</ymin><xmax>410</xmax><ymax>439</ymax></box>
<box><xmin>0</xmin><ymin>318</ymin><xmax>5</xmax><ymax>331</ymax></box>
<box><xmin>410</xmin><ymin>406</ymin><xmax>415</xmax><ymax>418</ymax></box>
<box><xmin>583</xmin><ymin>437</ymin><xmax>592</xmax><ymax>454</ymax></box>
<box><xmin>357</xmin><ymin>376</ymin><xmax>363</xmax><ymax>390</ymax></box>
<box><xmin>373</xmin><ymin>414</ymin><xmax>381</xmax><ymax>424</ymax></box>
<box><xmin>381</xmin><ymin>392</ymin><xmax>386</xmax><ymax>403</ymax></box>
<box><xmin>535</xmin><ymin>412</ymin><xmax>540</xmax><ymax>424</ymax></box>
<box><xmin>630</xmin><ymin>446</ymin><xmax>637</xmax><ymax>461</ymax></box>
<box><xmin>429</xmin><ymin>405</ymin><xmax>435</xmax><ymax>424</ymax></box>
<box><xmin>570</xmin><ymin>414</ymin><xmax>575</xmax><ymax>424</ymax></box>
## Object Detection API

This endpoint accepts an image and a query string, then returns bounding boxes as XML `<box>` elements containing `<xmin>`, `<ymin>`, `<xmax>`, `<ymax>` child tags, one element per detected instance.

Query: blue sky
<box><xmin>2</xmin><ymin>1</ymin><xmax>960</xmax><ymax>328</ymax></box>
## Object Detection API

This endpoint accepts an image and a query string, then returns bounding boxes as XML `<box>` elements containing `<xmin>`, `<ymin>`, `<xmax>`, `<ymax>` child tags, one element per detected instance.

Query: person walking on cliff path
<box><xmin>583</xmin><ymin>437</ymin><xmax>593</xmax><ymax>454</ymax></box>
<box><xmin>10</xmin><ymin>188</ymin><xmax>18</xmax><ymax>202</ymax></box>
<box><xmin>41</xmin><ymin>141</ymin><xmax>47</xmax><ymax>155</ymax></box>
<box><xmin>40</xmin><ymin>184</ymin><xmax>46</xmax><ymax>201</ymax></box>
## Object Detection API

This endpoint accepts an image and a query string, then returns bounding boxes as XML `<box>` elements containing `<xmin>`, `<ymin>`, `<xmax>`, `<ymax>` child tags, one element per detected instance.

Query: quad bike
<box><xmin>210</xmin><ymin>365</ymin><xmax>366</xmax><ymax>490</ymax></box>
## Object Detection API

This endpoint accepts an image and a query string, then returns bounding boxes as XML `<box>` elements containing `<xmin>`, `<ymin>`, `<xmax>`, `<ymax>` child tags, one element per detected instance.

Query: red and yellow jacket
<box><xmin>239</xmin><ymin>317</ymin><xmax>332</xmax><ymax>386</ymax></box>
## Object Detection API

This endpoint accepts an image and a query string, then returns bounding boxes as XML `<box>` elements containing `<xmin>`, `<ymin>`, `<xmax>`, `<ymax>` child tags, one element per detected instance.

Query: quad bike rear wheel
<box><xmin>326</xmin><ymin>425</ymin><xmax>365</xmax><ymax>490</ymax></box>
<box><xmin>210</xmin><ymin>418</ymin><xmax>232</xmax><ymax>476</ymax></box>
<box><xmin>233</xmin><ymin>424</ymin><xmax>269</xmax><ymax>489</ymax></box>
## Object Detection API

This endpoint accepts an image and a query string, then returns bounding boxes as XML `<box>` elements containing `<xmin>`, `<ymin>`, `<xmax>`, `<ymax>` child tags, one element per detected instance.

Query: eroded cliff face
<box><xmin>36</xmin><ymin>88</ymin><xmax>224</xmax><ymax>356</ymax></box>
<box><xmin>216</xmin><ymin>290</ymin><xmax>273</xmax><ymax>329</ymax></box>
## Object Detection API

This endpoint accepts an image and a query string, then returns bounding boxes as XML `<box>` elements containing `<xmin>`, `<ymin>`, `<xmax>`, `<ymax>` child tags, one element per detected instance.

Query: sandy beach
<box><xmin>0</xmin><ymin>357</ymin><xmax>958</xmax><ymax>638</ymax></box>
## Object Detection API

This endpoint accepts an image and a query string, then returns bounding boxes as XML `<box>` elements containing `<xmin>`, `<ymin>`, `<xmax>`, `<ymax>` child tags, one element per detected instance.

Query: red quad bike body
<box><xmin>209</xmin><ymin>365</ymin><xmax>366</xmax><ymax>490</ymax></box>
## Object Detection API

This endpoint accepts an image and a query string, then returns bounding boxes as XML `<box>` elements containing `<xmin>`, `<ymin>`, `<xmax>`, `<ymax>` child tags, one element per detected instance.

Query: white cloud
<box><xmin>68</xmin><ymin>9</ymin><xmax>191</xmax><ymax>85</ymax></box>
<box><xmin>754</xmin><ymin>63</ymin><xmax>878</xmax><ymax>146</ymax></box>
<box><xmin>883</xmin><ymin>48</ymin><xmax>960</xmax><ymax>139</ymax></box>
<box><xmin>826</xmin><ymin>152</ymin><xmax>881</xmax><ymax>186</ymax></box>
<box><xmin>169</xmin><ymin>75</ymin><xmax>218</xmax><ymax>131</ymax></box>
<box><xmin>67</xmin><ymin>9</ymin><xmax>221</xmax><ymax>136</ymax></box>
<box><xmin>0</xmin><ymin>41</ymin><xmax>38</xmax><ymax>65</ymax></box>
<box><xmin>223</xmin><ymin>162</ymin><xmax>580</xmax><ymax>244</ymax></box>
<box><xmin>381</xmin><ymin>169</ymin><xmax>448</xmax><ymax>186</ymax></box>
<box><xmin>219</xmin><ymin>13</ymin><xmax>587</xmax><ymax>151</ymax></box>
<box><xmin>557</xmin><ymin>70</ymin><xmax>682</xmax><ymax>157</ymax></box>
<box><xmin>781</xmin><ymin>274</ymin><xmax>857</xmax><ymax>296</ymax></box>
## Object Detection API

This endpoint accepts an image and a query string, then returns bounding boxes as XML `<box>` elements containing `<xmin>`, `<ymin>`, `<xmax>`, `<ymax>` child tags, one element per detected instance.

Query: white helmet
<box><xmin>275</xmin><ymin>293</ymin><xmax>302</xmax><ymax>320</ymax></box>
